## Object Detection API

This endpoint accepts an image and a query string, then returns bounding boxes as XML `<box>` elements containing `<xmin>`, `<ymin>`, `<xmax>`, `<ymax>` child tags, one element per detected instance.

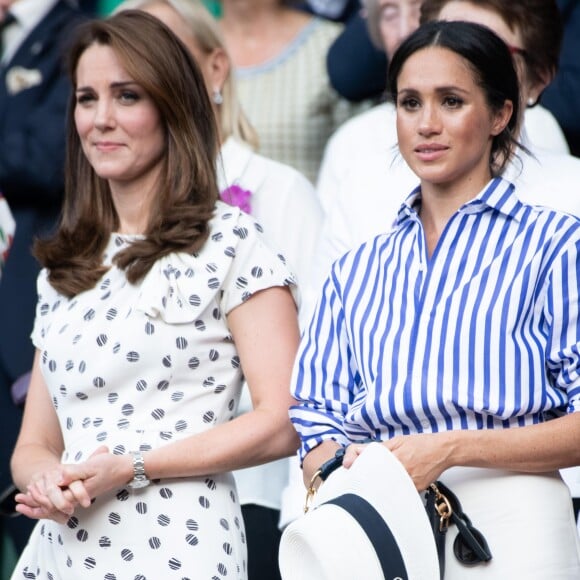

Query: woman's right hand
<box><xmin>14</xmin><ymin>490</ymin><xmax>72</xmax><ymax>524</ymax></box>
<box><xmin>14</xmin><ymin>467</ymin><xmax>81</xmax><ymax>524</ymax></box>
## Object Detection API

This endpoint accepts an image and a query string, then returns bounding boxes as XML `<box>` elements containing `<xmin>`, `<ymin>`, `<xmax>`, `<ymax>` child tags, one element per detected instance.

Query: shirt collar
<box><xmin>395</xmin><ymin>176</ymin><xmax>523</xmax><ymax>226</ymax></box>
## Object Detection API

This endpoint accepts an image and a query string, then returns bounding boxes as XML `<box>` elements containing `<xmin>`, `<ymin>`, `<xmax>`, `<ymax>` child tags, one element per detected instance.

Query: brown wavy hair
<box><xmin>35</xmin><ymin>10</ymin><xmax>220</xmax><ymax>297</ymax></box>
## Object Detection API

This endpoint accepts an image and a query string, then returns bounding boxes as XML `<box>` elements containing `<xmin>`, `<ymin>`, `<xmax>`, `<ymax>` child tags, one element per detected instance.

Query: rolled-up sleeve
<box><xmin>545</xmin><ymin>238</ymin><xmax>580</xmax><ymax>413</ymax></box>
<box><xmin>289</xmin><ymin>263</ymin><xmax>360</xmax><ymax>462</ymax></box>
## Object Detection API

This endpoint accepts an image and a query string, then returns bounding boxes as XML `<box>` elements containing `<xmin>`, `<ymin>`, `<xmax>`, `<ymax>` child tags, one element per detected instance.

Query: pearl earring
<box><xmin>212</xmin><ymin>89</ymin><xmax>223</xmax><ymax>105</ymax></box>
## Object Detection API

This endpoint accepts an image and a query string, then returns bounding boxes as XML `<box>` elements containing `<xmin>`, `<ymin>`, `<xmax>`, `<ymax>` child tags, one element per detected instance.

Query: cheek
<box><xmin>395</xmin><ymin>114</ymin><xmax>413</xmax><ymax>149</ymax></box>
<box><xmin>74</xmin><ymin>109</ymin><xmax>91</xmax><ymax>139</ymax></box>
<box><xmin>469</xmin><ymin>115</ymin><xmax>495</xmax><ymax>142</ymax></box>
<box><xmin>132</xmin><ymin>110</ymin><xmax>163</xmax><ymax>142</ymax></box>
<box><xmin>148</xmin><ymin>116</ymin><xmax>166</xmax><ymax>154</ymax></box>
<box><xmin>445</xmin><ymin>112</ymin><xmax>484</xmax><ymax>139</ymax></box>
<box><xmin>380</xmin><ymin>23</ymin><xmax>398</xmax><ymax>56</ymax></box>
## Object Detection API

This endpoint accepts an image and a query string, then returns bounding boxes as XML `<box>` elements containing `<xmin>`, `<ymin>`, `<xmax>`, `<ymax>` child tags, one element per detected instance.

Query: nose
<box><xmin>398</xmin><ymin>15</ymin><xmax>415</xmax><ymax>42</ymax></box>
<box><xmin>417</xmin><ymin>103</ymin><xmax>442</xmax><ymax>136</ymax></box>
<box><xmin>93</xmin><ymin>98</ymin><xmax>115</xmax><ymax>131</ymax></box>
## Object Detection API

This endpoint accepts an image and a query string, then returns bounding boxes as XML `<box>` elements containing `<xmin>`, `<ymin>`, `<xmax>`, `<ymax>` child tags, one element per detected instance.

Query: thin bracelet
<box><xmin>304</xmin><ymin>447</ymin><xmax>346</xmax><ymax>513</ymax></box>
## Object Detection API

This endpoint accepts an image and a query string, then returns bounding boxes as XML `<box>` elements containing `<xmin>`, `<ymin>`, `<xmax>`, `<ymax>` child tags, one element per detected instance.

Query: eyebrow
<box><xmin>397</xmin><ymin>85</ymin><xmax>471</xmax><ymax>96</ymax></box>
<box><xmin>76</xmin><ymin>81</ymin><xmax>138</xmax><ymax>92</ymax></box>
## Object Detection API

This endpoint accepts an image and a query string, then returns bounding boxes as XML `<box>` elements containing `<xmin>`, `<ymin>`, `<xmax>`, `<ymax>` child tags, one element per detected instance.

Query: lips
<box><xmin>94</xmin><ymin>141</ymin><xmax>124</xmax><ymax>151</ymax></box>
<box><xmin>414</xmin><ymin>143</ymin><xmax>449</xmax><ymax>161</ymax></box>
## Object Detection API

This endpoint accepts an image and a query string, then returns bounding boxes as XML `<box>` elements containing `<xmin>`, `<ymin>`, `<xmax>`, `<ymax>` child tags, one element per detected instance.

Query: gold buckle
<box><xmin>304</xmin><ymin>468</ymin><xmax>323</xmax><ymax>514</ymax></box>
<box><xmin>430</xmin><ymin>482</ymin><xmax>453</xmax><ymax>531</ymax></box>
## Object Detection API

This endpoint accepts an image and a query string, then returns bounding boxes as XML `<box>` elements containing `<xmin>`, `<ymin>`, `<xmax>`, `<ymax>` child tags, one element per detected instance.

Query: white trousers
<box><xmin>439</xmin><ymin>467</ymin><xmax>580</xmax><ymax>579</ymax></box>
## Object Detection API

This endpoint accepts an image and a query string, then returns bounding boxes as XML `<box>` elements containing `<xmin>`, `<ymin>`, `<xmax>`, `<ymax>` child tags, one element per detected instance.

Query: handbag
<box><xmin>305</xmin><ymin>447</ymin><xmax>492</xmax><ymax>579</ymax></box>
<box><xmin>425</xmin><ymin>480</ymin><xmax>492</xmax><ymax>579</ymax></box>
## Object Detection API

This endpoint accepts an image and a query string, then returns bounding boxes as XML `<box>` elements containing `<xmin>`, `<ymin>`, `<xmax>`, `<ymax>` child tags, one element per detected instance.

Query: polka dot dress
<box><xmin>13</xmin><ymin>202</ymin><xmax>296</xmax><ymax>580</ymax></box>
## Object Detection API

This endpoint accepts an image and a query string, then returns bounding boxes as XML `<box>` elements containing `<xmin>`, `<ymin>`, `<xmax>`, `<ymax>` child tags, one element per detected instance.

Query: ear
<box><xmin>490</xmin><ymin>99</ymin><xmax>514</xmax><ymax>136</ymax></box>
<box><xmin>206</xmin><ymin>47</ymin><xmax>230</xmax><ymax>96</ymax></box>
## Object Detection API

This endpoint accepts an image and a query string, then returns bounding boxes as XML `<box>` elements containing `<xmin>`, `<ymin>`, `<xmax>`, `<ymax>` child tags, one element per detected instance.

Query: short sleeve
<box><xmin>220</xmin><ymin>209</ymin><xmax>298</xmax><ymax>314</ymax></box>
<box><xmin>135</xmin><ymin>202</ymin><xmax>298</xmax><ymax>323</ymax></box>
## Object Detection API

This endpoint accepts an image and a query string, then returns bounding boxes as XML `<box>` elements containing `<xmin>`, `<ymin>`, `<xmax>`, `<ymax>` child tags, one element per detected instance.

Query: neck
<box><xmin>418</xmin><ymin>173</ymin><xmax>492</xmax><ymax>257</ymax></box>
<box><xmin>220</xmin><ymin>0</ymin><xmax>284</xmax><ymax>28</ymax></box>
<box><xmin>220</xmin><ymin>4</ymin><xmax>310</xmax><ymax>67</ymax></box>
<box><xmin>109</xmin><ymin>182</ymin><xmax>155</xmax><ymax>236</ymax></box>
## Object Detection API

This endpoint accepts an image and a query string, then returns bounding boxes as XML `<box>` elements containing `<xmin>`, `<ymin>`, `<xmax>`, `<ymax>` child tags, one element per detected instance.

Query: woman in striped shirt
<box><xmin>290</xmin><ymin>20</ymin><xmax>580</xmax><ymax>577</ymax></box>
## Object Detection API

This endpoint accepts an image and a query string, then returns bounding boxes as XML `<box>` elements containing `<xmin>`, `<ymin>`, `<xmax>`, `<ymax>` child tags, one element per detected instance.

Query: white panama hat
<box><xmin>279</xmin><ymin>442</ymin><xmax>440</xmax><ymax>580</ymax></box>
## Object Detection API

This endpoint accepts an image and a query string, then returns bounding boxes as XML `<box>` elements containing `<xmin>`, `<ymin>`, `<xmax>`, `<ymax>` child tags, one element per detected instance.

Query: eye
<box><xmin>119</xmin><ymin>90</ymin><xmax>139</xmax><ymax>104</ymax></box>
<box><xmin>443</xmin><ymin>95</ymin><xmax>464</xmax><ymax>108</ymax></box>
<box><xmin>381</xmin><ymin>6</ymin><xmax>400</xmax><ymax>22</ymax></box>
<box><xmin>76</xmin><ymin>92</ymin><xmax>95</xmax><ymax>105</ymax></box>
<box><xmin>398</xmin><ymin>96</ymin><xmax>421</xmax><ymax>110</ymax></box>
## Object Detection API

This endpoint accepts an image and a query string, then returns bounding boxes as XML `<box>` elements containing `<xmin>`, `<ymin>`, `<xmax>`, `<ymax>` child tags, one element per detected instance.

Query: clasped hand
<box><xmin>14</xmin><ymin>446</ymin><xmax>128</xmax><ymax>523</ymax></box>
<box><xmin>342</xmin><ymin>433</ymin><xmax>454</xmax><ymax>491</ymax></box>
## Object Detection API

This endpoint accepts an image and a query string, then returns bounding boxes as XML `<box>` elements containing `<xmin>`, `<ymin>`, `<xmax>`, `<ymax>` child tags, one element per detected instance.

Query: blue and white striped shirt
<box><xmin>290</xmin><ymin>178</ymin><xmax>580</xmax><ymax>461</ymax></box>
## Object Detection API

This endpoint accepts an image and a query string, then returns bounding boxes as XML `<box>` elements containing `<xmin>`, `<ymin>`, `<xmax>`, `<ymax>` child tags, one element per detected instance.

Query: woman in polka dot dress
<box><xmin>9</xmin><ymin>11</ymin><xmax>300</xmax><ymax>580</ymax></box>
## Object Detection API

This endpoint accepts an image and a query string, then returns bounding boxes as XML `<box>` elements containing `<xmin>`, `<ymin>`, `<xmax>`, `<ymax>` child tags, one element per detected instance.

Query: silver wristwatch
<box><xmin>127</xmin><ymin>451</ymin><xmax>151</xmax><ymax>489</ymax></box>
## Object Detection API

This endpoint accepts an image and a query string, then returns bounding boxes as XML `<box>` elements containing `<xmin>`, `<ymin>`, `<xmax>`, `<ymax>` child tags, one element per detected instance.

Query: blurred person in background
<box><xmin>327</xmin><ymin>0</ymin><xmax>580</xmax><ymax>159</ymax></box>
<box><xmin>0</xmin><ymin>194</ymin><xmax>14</xmax><ymax>280</ymax></box>
<box><xmin>541</xmin><ymin>0</ymin><xmax>580</xmax><ymax>157</ymax></box>
<box><xmin>218</xmin><ymin>0</ymin><xmax>371</xmax><ymax>184</ymax></box>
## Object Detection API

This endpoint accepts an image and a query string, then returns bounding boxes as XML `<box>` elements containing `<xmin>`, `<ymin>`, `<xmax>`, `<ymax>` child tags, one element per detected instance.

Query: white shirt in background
<box><xmin>218</xmin><ymin>136</ymin><xmax>323</xmax><ymax>514</ymax></box>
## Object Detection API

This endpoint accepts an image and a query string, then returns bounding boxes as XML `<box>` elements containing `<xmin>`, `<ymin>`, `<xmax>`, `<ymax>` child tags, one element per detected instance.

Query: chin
<box><xmin>411</xmin><ymin>167</ymin><xmax>449</xmax><ymax>185</ymax></box>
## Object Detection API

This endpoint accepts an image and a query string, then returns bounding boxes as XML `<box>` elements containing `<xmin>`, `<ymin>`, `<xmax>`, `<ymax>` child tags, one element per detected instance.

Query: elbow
<box><xmin>273</xmin><ymin>418</ymin><xmax>300</xmax><ymax>460</ymax></box>
<box><xmin>282</xmin><ymin>426</ymin><xmax>301</xmax><ymax>458</ymax></box>
<box><xmin>270</xmin><ymin>414</ymin><xmax>300</xmax><ymax>460</ymax></box>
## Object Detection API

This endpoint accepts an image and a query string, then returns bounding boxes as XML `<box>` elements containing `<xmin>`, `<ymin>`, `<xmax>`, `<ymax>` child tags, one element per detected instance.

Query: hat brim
<box><xmin>279</xmin><ymin>442</ymin><xmax>439</xmax><ymax>580</ymax></box>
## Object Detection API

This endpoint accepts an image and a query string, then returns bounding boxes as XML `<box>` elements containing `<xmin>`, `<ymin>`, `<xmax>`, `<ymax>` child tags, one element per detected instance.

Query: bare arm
<box><xmin>10</xmin><ymin>350</ymin><xmax>82</xmax><ymax>521</ymax></box>
<box><xmin>301</xmin><ymin>411</ymin><xmax>580</xmax><ymax>494</ymax></box>
<box><xmin>11</xmin><ymin>350</ymin><xmax>65</xmax><ymax>490</ymax></box>
<box><xmin>146</xmin><ymin>285</ymin><xmax>301</xmax><ymax>478</ymax></box>
<box><xmin>338</xmin><ymin>413</ymin><xmax>580</xmax><ymax>491</ymax></box>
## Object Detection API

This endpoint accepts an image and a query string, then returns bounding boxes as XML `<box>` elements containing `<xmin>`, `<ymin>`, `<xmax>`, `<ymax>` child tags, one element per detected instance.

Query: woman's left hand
<box><xmin>342</xmin><ymin>433</ymin><xmax>455</xmax><ymax>491</ymax></box>
<box><xmin>382</xmin><ymin>433</ymin><xmax>454</xmax><ymax>490</ymax></box>
<box><xmin>58</xmin><ymin>446</ymin><xmax>132</xmax><ymax>501</ymax></box>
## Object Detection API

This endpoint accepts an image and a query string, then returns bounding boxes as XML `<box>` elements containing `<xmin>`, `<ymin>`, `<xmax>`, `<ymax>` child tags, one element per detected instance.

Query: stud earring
<box><xmin>212</xmin><ymin>89</ymin><xmax>223</xmax><ymax>105</ymax></box>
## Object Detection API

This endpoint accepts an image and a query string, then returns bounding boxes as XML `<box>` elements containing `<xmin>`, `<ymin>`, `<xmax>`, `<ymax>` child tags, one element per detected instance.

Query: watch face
<box><xmin>128</xmin><ymin>476</ymin><xmax>150</xmax><ymax>489</ymax></box>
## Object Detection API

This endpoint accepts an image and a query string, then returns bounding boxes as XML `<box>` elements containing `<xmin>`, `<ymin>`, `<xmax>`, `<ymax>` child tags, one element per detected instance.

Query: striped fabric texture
<box><xmin>290</xmin><ymin>177</ymin><xmax>580</xmax><ymax>460</ymax></box>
